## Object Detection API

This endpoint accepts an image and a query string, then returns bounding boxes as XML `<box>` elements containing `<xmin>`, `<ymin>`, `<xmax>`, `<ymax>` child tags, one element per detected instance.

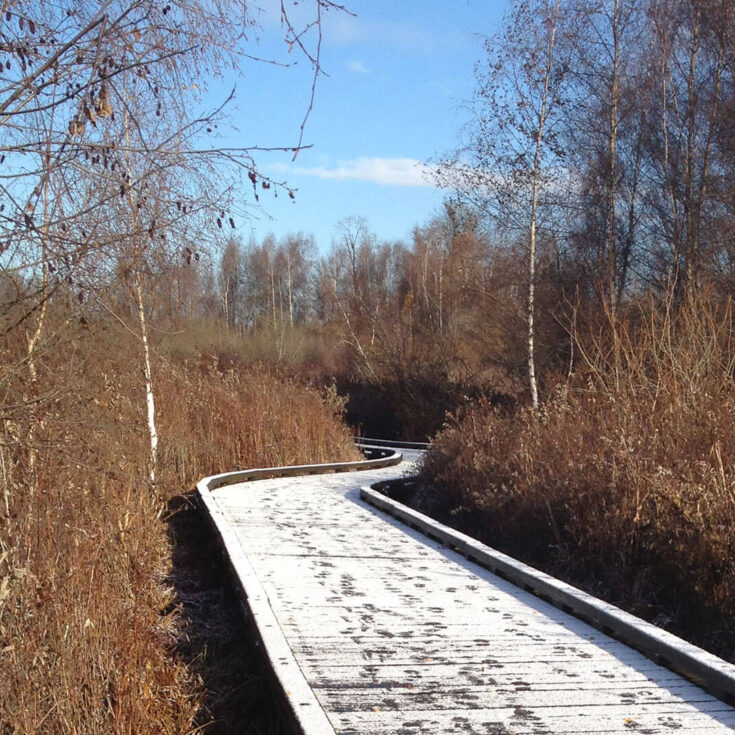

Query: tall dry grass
<box><xmin>420</xmin><ymin>292</ymin><xmax>735</xmax><ymax>659</ymax></box>
<box><xmin>159</xmin><ymin>319</ymin><xmax>343</xmax><ymax>383</ymax></box>
<box><xmin>0</xmin><ymin>317</ymin><xmax>359</xmax><ymax>734</ymax></box>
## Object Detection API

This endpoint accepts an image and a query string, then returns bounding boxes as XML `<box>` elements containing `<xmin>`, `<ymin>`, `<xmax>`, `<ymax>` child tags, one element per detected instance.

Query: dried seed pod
<box><xmin>68</xmin><ymin>118</ymin><xmax>85</xmax><ymax>136</ymax></box>
<box><xmin>95</xmin><ymin>83</ymin><xmax>113</xmax><ymax>118</ymax></box>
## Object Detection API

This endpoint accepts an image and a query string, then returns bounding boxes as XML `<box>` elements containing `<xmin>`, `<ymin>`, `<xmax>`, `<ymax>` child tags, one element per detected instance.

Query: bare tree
<box><xmin>567</xmin><ymin>0</ymin><xmax>646</xmax><ymax>313</ymax></box>
<box><xmin>219</xmin><ymin>238</ymin><xmax>243</xmax><ymax>330</ymax></box>
<box><xmin>0</xmin><ymin>0</ymin><xmax>351</xmax><ymax>488</ymax></box>
<box><xmin>650</xmin><ymin>0</ymin><xmax>729</xmax><ymax>292</ymax></box>
<box><xmin>439</xmin><ymin>0</ymin><xmax>570</xmax><ymax>410</ymax></box>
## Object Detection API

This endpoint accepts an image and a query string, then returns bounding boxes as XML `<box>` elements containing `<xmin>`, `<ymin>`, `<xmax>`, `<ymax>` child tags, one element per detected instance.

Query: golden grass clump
<box><xmin>0</xmin><ymin>320</ymin><xmax>359</xmax><ymax>734</ymax></box>
<box><xmin>420</xmin><ymin>292</ymin><xmax>735</xmax><ymax>659</ymax></box>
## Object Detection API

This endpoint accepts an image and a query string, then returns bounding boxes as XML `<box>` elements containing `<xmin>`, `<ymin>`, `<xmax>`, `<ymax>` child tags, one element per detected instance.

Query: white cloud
<box><xmin>347</xmin><ymin>60</ymin><xmax>370</xmax><ymax>75</ymax></box>
<box><xmin>273</xmin><ymin>157</ymin><xmax>439</xmax><ymax>188</ymax></box>
<box><xmin>328</xmin><ymin>15</ymin><xmax>448</xmax><ymax>53</ymax></box>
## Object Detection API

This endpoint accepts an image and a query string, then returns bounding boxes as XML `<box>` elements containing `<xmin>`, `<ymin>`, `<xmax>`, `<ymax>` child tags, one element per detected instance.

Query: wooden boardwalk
<box><xmin>199</xmin><ymin>449</ymin><xmax>735</xmax><ymax>734</ymax></box>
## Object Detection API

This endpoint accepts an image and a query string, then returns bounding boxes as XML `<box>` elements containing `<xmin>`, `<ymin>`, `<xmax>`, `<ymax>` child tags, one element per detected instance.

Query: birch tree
<box><xmin>0</xmin><ymin>0</ymin><xmax>349</xmax><ymax>488</ymax></box>
<box><xmin>219</xmin><ymin>238</ymin><xmax>243</xmax><ymax>330</ymax></box>
<box><xmin>648</xmin><ymin>0</ymin><xmax>730</xmax><ymax>293</ymax></box>
<box><xmin>440</xmin><ymin>0</ymin><xmax>570</xmax><ymax>410</ymax></box>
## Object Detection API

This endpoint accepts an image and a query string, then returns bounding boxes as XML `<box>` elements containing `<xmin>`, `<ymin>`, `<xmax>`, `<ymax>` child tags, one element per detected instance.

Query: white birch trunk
<box><xmin>123</xmin><ymin>105</ymin><xmax>158</xmax><ymax>487</ymax></box>
<box><xmin>135</xmin><ymin>273</ymin><xmax>158</xmax><ymax>486</ymax></box>
<box><xmin>607</xmin><ymin>0</ymin><xmax>620</xmax><ymax>318</ymax></box>
<box><xmin>25</xmin><ymin>173</ymin><xmax>52</xmax><ymax>495</ymax></box>
<box><xmin>683</xmin><ymin>12</ymin><xmax>699</xmax><ymax>288</ymax></box>
<box><xmin>528</xmin><ymin>200</ymin><xmax>540</xmax><ymax>413</ymax></box>
<box><xmin>527</xmin><ymin>0</ymin><xmax>561</xmax><ymax>413</ymax></box>
<box><xmin>287</xmin><ymin>249</ymin><xmax>294</xmax><ymax>327</ymax></box>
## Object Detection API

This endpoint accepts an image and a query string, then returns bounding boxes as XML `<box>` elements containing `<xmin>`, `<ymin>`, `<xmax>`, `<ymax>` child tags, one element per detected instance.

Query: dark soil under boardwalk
<box><xmin>166</xmin><ymin>491</ymin><xmax>293</xmax><ymax>735</ymax></box>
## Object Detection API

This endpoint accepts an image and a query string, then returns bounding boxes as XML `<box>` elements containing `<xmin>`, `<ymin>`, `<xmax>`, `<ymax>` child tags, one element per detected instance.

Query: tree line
<box><xmin>202</xmin><ymin>207</ymin><xmax>532</xmax><ymax>399</ymax></box>
<box><xmin>202</xmin><ymin>0</ymin><xmax>735</xmax><ymax>414</ymax></box>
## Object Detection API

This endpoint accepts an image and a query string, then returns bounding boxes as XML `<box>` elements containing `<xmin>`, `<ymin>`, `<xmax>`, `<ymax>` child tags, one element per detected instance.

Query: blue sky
<box><xmin>219</xmin><ymin>1</ymin><xmax>509</xmax><ymax>250</ymax></box>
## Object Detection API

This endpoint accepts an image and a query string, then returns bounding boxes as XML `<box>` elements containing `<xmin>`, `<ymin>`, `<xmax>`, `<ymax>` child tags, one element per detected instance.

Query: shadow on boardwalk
<box><xmin>165</xmin><ymin>491</ymin><xmax>291</xmax><ymax>735</ymax></box>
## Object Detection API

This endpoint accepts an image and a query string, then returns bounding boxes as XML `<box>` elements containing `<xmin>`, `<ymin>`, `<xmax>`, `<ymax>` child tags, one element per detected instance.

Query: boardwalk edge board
<box><xmin>361</xmin><ymin>481</ymin><xmax>735</xmax><ymax>706</ymax></box>
<box><xmin>196</xmin><ymin>449</ymin><xmax>403</xmax><ymax>735</ymax></box>
<box><xmin>201</xmin><ymin>448</ymin><xmax>401</xmax><ymax>491</ymax></box>
<box><xmin>354</xmin><ymin>436</ymin><xmax>432</xmax><ymax>450</ymax></box>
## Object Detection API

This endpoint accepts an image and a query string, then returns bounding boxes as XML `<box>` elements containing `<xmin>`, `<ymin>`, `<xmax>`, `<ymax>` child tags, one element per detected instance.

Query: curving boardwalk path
<box><xmin>199</xmin><ymin>448</ymin><xmax>735</xmax><ymax>734</ymax></box>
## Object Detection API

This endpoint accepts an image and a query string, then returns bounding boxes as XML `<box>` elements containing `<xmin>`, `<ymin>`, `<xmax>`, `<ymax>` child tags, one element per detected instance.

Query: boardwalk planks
<box><xmin>200</xmin><ymin>451</ymin><xmax>735</xmax><ymax>734</ymax></box>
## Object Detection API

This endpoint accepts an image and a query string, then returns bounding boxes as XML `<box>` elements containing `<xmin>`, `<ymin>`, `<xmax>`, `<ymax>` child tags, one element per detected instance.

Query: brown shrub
<box><xmin>0</xmin><ymin>318</ymin><xmax>359</xmax><ymax>733</ymax></box>
<box><xmin>420</xmin><ymin>292</ymin><xmax>735</xmax><ymax>659</ymax></box>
